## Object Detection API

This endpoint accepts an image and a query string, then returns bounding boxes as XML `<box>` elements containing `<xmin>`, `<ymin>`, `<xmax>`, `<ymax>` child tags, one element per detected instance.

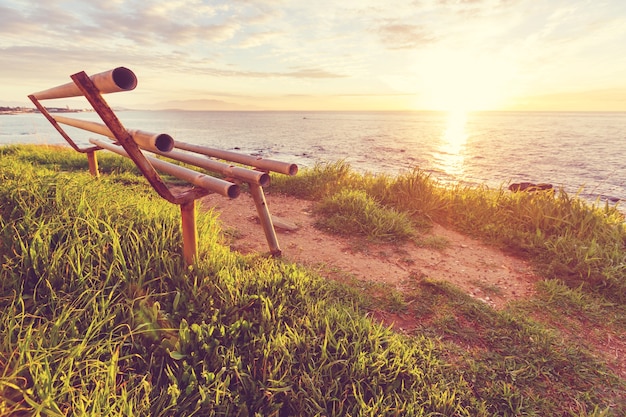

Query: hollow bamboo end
<box><xmin>155</xmin><ymin>134</ymin><xmax>175</xmax><ymax>152</ymax></box>
<box><xmin>228</xmin><ymin>184</ymin><xmax>241</xmax><ymax>199</ymax></box>
<box><xmin>112</xmin><ymin>67</ymin><xmax>138</xmax><ymax>91</ymax></box>
<box><xmin>259</xmin><ymin>172</ymin><xmax>271</xmax><ymax>187</ymax></box>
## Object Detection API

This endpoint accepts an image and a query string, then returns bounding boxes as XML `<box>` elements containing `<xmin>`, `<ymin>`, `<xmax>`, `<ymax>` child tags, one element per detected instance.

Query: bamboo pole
<box><xmin>90</xmin><ymin>139</ymin><xmax>240</xmax><ymax>198</ymax></box>
<box><xmin>180</xmin><ymin>200</ymin><xmax>197</xmax><ymax>265</ymax></box>
<box><xmin>175</xmin><ymin>141</ymin><xmax>298</xmax><ymax>176</ymax></box>
<box><xmin>249</xmin><ymin>184</ymin><xmax>281</xmax><ymax>256</ymax></box>
<box><xmin>27</xmin><ymin>95</ymin><xmax>100</xmax><ymax>153</ymax></box>
<box><xmin>31</xmin><ymin>67</ymin><xmax>137</xmax><ymax>100</ymax></box>
<box><xmin>54</xmin><ymin>115</ymin><xmax>174</xmax><ymax>153</ymax></box>
<box><xmin>152</xmin><ymin>148</ymin><xmax>270</xmax><ymax>186</ymax></box>
<box><xmin>87</xmin><ymin>150</ymin><xmax>99</xmax><ymax>177</ymax></box>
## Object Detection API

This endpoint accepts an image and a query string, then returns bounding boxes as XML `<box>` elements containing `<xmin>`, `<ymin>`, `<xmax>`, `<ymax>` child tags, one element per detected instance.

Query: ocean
<box><xmin>1</xmin><ymin>110</ymin><xmax>625</xmax><ymax>205</ymax></box>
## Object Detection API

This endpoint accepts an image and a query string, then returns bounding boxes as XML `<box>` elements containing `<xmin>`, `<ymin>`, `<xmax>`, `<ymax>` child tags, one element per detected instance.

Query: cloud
<box><xmin>284</xmin><ymin>68</ymin><xmax>345</xmax><ymax>79</ymax></box>
<box><xmin>434</xmin><ymin>0</ymin><xmax>521</xmax><ymax>17</ymax></box>
<box><xmin>0</xmin><ymin>45</ymin><xmax>145</xmax><ymax>74</ymax></box>
<box><xmin>0</xmin><ymin>0</ymin><xmax>245</xmax><ymax>47</ymax></box>
<box><xmin>237</xmin><ymin>31</ymin><xmax>283</xmax><ymax>49</ymax></box>
<box><xmin>77</xmin><ymin>3</ymin><xmax>241</xmax><ymax>46</ymax></box>
<box><xmin>506</xmin><ymin>87</ymin><xmax>626</xmax><ymax>111</ymax></box>
<box><xmin>152</xmin><ymin>98</ymin><xmax>258</xmax><ymax>111</ymax></box>
<box><xmin>376</xmin><ymin>23</ymin><xmax>437</xmax><ymax>49</ymax></box>
<box><xmin>187</xmin><ymin>66</ymin><xmax>345</xmax><ymax>80</ymax></box>
<box><xmin>1</xmin><ymin>43</ymin><xmax>344</xmax><ymax>87</ymax></box>
<box><xmin>0</xmin><ymin>4</ymin><xmax>30</xmax><ymax>32</ymax></box>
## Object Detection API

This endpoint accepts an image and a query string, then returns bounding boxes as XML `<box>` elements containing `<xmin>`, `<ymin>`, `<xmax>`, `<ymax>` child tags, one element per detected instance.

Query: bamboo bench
<box><xmin>29</xmin><ymin>67</ymin><xmax>297</xmax><ymax>263</ymax></box>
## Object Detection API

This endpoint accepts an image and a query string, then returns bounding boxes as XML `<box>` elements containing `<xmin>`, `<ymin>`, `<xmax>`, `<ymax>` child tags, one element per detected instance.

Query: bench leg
<box><xmin>249</xmin><ymin>184</ymin><xmax>281</xmax><ymax>256</ymax></box>
<box><xmin>180</xmin><ymin>200</ymin><xmax>197</xmax><ymax>265</ymax></box>
<box><xmin>87</xmin><ymin>150</ymin><xmax>99</xmax><ymax>177</ymax></box>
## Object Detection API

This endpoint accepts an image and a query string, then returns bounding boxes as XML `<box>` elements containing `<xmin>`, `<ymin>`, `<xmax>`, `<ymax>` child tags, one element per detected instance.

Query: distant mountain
<box><xmin>151</xmin><ymin>99</ymin><xmax>260</xmax><ymax>111</ymax></box>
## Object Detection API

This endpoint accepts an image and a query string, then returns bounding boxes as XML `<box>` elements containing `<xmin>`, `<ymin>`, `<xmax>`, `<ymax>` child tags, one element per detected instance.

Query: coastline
<box><xmin>2</xmin><ymin>110</ymin><xmax>626</xmax><ymax>206</ymax></box>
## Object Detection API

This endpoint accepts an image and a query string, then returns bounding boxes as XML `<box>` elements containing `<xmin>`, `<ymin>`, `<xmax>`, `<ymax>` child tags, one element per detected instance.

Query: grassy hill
<box><xmin>1</xmin><ymin>145</ymin><xmax>624</xmax><ymax>416</ymax></box>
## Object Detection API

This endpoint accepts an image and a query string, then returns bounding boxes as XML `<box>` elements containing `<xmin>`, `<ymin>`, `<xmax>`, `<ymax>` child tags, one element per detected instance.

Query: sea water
<box><xmin>1</xmin><ymin>110</ymin><xmax>625</xmax><ymax>204</ymax></box>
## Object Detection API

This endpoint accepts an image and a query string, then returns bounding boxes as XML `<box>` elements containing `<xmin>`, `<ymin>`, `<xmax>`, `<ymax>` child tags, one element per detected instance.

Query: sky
<box><xmin>1</xmin><ymin>0</ymin><xmax>626</xmax><ymax>112</ymax></box>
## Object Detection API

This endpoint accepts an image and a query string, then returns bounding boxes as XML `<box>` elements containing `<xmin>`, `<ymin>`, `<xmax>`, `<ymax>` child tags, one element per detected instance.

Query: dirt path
<box><xmin>195</xmin><ymin>190</ymin><xmax>626</xmax><ymax>379</ymax></box>
<box><xmin>197</xmin><ymin>191</ymin><xmax>540</xmax><ymax>310</ymax></box>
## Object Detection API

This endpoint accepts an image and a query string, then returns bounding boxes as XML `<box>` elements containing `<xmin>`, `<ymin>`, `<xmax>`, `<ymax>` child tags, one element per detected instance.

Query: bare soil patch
<box><xmin>197</xmin><ymin>191</ymin><xmax>540</xmax><ymax>310</ymax></box>
<box><xmin>197</xmin><ymin>190</ymin><xmax>626</xmax><ymax>379</ymax></box>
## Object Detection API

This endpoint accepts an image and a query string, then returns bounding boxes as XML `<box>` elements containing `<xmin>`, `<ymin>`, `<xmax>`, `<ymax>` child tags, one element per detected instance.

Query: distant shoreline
<box><xmin>0</xmin><ymin>107</ymin><xmax>90</xmax><ymax>115</ymax></box>
<box><xmin>3</xmin><ymin>107</ymin><xmax>626</xmax><ymax>115</ymax></box>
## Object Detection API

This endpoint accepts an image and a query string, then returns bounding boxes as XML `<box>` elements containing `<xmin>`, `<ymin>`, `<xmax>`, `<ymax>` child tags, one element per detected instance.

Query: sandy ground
<box><xmin>197</xmin><ymin>191</ymin><xmax>540</xmax><ymax>310</ymax></box>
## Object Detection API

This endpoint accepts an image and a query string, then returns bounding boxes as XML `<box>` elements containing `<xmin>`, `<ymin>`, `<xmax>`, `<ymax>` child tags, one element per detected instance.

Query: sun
<box><xmin>415</xmin><ymin>49</ymin><xmax>514</xmax><ymax>113</ymax></box>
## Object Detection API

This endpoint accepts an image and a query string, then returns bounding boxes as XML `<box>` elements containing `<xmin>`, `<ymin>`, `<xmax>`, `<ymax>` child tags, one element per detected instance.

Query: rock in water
<box><xmin>509</xmin><ymin>182</ymin><xmax>553</xmax><ymax>192</ymax></box>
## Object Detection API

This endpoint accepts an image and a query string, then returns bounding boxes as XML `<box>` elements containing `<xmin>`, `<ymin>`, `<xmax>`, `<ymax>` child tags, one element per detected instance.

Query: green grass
<box><xmin>314</xmin><ymin>189</ymin><xmax>415</xmax><ymax>242</ymax></box>
<box><xmin>1</xmin><ymin>146</ymin><xmax>625</xmax><ymax>416</ymax></box>
<box><xmin>271</xmin><ymin>161</ymin><xmax>626</xmax><ymax>303</ymax></box>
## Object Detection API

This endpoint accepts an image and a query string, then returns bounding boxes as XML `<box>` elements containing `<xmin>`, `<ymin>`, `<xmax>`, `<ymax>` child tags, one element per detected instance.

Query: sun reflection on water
<box><xmin>435</xmin><ymin>110</ymin><xmax>468</xmax><ymax>177</ymax></box>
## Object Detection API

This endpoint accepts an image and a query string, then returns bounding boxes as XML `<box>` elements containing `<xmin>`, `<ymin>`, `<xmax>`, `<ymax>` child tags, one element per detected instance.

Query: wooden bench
<box><xmin>29</xmin><ymin>67</ymin><xmax>297</xmax><ymax>263</ymax></box>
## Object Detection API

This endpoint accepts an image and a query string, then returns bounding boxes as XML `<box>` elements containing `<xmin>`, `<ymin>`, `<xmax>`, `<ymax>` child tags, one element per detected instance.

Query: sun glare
<box><xmin>443</xmin><ymin>110</ymin><xmax>468</xmax><ymax>153</ymax></box>
<box><xmin>435</xmin><ymin>110</ymin><xmax>468</xmax><ymax>176</ymax></box>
